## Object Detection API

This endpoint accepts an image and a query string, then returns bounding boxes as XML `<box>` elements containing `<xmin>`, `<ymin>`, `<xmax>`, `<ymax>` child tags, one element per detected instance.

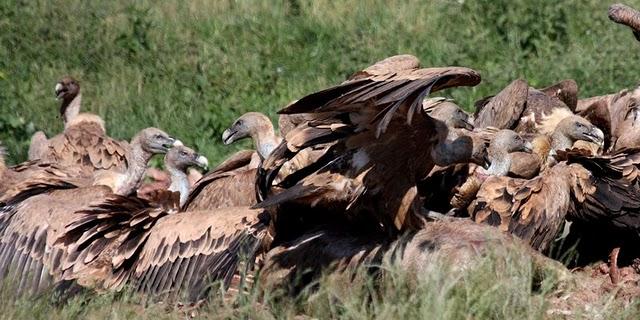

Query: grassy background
<box><xmin>1</xmin><ymin>246</ymin><xmax>637</xmax><ymax>320</ymax></box>
<box><xmin>2</xmin><ymin>1</ymin><xmax>640</xmax><ymax>318</ymax></box>
<box><xmin>2</xmin><ymin>0</ymin><xmax>640</xmax><ymax>165</ymax></box>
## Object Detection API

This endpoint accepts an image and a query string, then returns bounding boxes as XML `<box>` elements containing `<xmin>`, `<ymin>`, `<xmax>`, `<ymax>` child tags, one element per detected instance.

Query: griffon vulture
<box><xmin>137</xmin><ymin>145</ymin><xmax>208</xmax><ymax>206</ymax></box>
<box><xmin>53</xmin><ymin>57</ymin><xmax>484</xmax><ymax>301</ymax></box>
<box><xmin>0</xmin><ymin>129</ymin><xmax>176</xmax><ymax>295</ymax></box>
<box><xmin>28</xmin><ymin>76</ymin><xmax>84</xmax><ymax>160</ymax></box>
<box><xmin>255</xmin><ymin>63</ymin><xmax>483</xmax><ymax>244</ymax></box>
<box><xmin>468</xmin><ymin>148</ymin><xmax>640</xmax><ymax>252</ymax></box>
<box><xmin>473</xmin><ymin>79</ymin><xmax>578</xmax><ymax>134</ymax></box>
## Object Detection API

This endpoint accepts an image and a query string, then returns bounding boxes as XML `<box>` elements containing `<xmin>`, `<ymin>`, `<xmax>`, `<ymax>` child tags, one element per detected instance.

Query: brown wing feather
<box><xmin>0</xmin><ymin>185</ymin><xmax>112</xmax><ymax>295</ymax></box>
<box><xmin>183</xmin><ymin>169</ymin><xmax>257</xmax><ymax>211</ymax></box>
<box><xmin>183</xmin><ymin>150</ymin><xmax>258</xmax><ymax>211</ymax></box>
<box><xmin>127</xmin><ymin>207</ymin><xmax>267</xmax><ymax>301</ymax></box>
<box><xmin>0</xmin><ymin>161</ymin><xmax>87</xmax><ymax>204</ymax></box>
<box><xmin>40</xmin><ymin>123</ymin><xmax>129</xmax><ymax>177</ymax></box>
<box><xmin>563</xmin><ymin>149</ymin><xmax>640</xmax><ymax>230</ymax></box>
<box><xmin>473</xmin><ymin>79</ymin><xmax>528</xmax><ymax>129</ymax></box>
<box><xmin>470</xmin><ymin>164</ymin><xmax>573</xmax><ymax>251</ymax></box>
<box><xmin>54</xmin><ymin>191</ymin><xmax>180</xmax><ymax>290</ymax></box>
<box><xmin>540</xmin><ymin>79</ymin><xmax>578</xmax><ymax>111</ymax></box>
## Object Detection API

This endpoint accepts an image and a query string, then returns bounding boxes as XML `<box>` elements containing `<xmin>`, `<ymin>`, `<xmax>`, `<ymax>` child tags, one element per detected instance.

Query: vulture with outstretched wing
<box><xmin>255</xmin><ymin>58</ymin><xmax>483</xmax><ymax>246</ymax></box>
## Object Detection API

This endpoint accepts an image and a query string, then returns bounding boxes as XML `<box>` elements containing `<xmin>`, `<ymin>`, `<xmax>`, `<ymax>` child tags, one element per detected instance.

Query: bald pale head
<box><xmin>555</xmin><ymin>115</ymin><xmax>605</xmax><ymax>147</ymax></box>
<box><xmin>488</xmin><ymin>130</ymin><xmax>532</xmax><ymax>158</ymax></box>
<box><xmin>222</xmin><ymin>112</ymin><xmax>274</xmax><ymax>145</ymax></box>
<box><xmin>425</xmin><ymin>98</ymin><xmax>473</xmax><ymax>130</ymax></box>
<box><xmin>165</xmin><ymin>145</ymin><xmax>208</xmax><ymax>172</ymax></box>
<box><xmin>135</xmin><ymin>128</ymin><xmax>178</xmax><ymax>154</ymax></box>
<box><xmin>484</xmin><ymin>130</ymin><xmax>532</xmax><ymax>176</ymax></box>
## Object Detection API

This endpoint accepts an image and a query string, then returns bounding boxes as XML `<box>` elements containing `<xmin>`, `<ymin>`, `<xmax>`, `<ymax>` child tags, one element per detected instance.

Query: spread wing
<box><xmin>0</xmin><ymin>186</ymin><xmax>112</xmax><ymax>295</ymax></box>
<box><xmin>55</xmin><ymin>191</ymin><xmax>181</xmax><ymax>290</ymax></box>
<box><xmin>471</xmin><ymin>149</ymin><xmax>640</xmax><ymax>251</ymax></box>
<box><xmin>57</xmin><ymin>195</ymin><xmax>267</xmax><ymax>301</ymax></box>
<box><xmin>259</xmin><ymin>66</ymin><xmax>481</xmax><ymax>200</ymax></box>
<box><xmin>0</xmin><ymin>161</ymin><xmax>85</xmax><ymax>204</ymax></box>
<box><xmin>127</xmin><ymin>207</ymin><xmax>266</xmax><ymax>301</ymax></box>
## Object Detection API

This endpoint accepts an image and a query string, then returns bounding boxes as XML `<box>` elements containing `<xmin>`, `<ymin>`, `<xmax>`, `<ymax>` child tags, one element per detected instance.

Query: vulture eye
<box><xmin>180</xmin><ymin>151</ymin><xmax>187</xmax><ymax>156</ymax></box>
<box><xmin>575</xmin><ymin>122</ymin><xmax>585</xmax><ymax>129</ymax></box>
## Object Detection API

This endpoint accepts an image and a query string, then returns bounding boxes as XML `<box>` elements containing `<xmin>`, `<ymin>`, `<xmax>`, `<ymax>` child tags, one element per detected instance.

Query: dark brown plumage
<box><xmin>608</xmin><ymin>87</ymin><xmax>640</xmax><ymax>151</ymax></box>
<box><xmin>473</xmin><ymin>79</ymin><xmax>529</xmax><ymax>130</ymax></box>
<box><xmin>257</xmin><ymin>62</ymin><xmax>483</xmax><ymax>244</ymax></box>
<box><xmin>540</xmin><ymin>79</ymin><xmax>579</xmax><ymax>112</ymax></box>
<box><xmin>473</xmin><ymin>79</ymin><xmax>577</xmax><ymax>135</ymax></box>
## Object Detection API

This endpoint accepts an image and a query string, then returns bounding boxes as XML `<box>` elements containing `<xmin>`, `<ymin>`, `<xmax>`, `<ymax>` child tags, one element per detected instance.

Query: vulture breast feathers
<box><xmin>256</xmin><ymin>56</ymin><xmax>481</xmax><ymax>237</ymax></box>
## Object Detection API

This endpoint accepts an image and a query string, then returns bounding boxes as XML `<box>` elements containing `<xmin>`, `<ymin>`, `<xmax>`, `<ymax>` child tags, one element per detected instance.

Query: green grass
<box><xmin>0</xmin><ymin>246</ymin><xmax>637</xmax><ymax>320</ymax></box>
<box><xmin>2</xmin><ymin>1</ymin><xmax>640</xmax><ymax>318</ymax></box>
<box><xmin>2</xmin><ymin>0</ymin><xmax>640</xmax><ymax>164</ymax></box>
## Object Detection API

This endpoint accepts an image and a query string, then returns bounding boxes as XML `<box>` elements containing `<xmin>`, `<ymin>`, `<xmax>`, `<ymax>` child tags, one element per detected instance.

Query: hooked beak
<box><xmin>162</xmin><ymin>137</ymin><xmax>179</xmax><ymax>151</ymax></box>
<box><xmin>222</xmin><ymin>128</ymin><xmax>237</xmax><ymax>145</ymax></box>
<box><xmin>481</xmin><ymin>152</ymin><xmax>491</xmax><ymax>169</ymax></box>
<box><xmin>461</xmin><ymin>118</ymin><xmax>474</xmax><ymax>131</ymax></box>
<box><xmin>55</xmin><ymin>83</ymin><xmax>65</xmax><ymax>99</ymax></box>
<box><xmin>523</xmin><ymin>141</ymin><xmax>533</xmax><ymax>153</ymax></box>
<box><xmin>195</xmin><ymin>155</ymin><xmax>209</xmax><ymax>170</ymax></box>
<box><xmin>584</xmin><ymin>127</ymin><xmax>605</xmax><ymax>147</ymax></box>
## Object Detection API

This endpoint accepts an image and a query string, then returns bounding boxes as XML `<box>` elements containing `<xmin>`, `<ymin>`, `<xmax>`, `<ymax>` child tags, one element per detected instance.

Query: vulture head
<box><xmin>165</xmin><ymin>145</ymin><xmax>209</xmax><ymax>172</ymax></box>
<box><xmin>55</xmin><ymin>76</ymin><xmax>80</xmax><ymax>115</ymax></box>
<box><xmin>138</xmin><ymin>128</ymin><xmax>178</xmax><ymax>154</ymax></box>
<box><xmin>485</xmin><ymin>130</ymin><xmax>532</xmax><ymax>176</ymax></box>
<box><xmin>222</xmin><ymin>112</ymin><xmax>279</xmax><ymax>159</ymax></box>
<box><xmin>553</xmin><ymin>115</ymin><xmax>605</xmax><ymax>150</ymax></box>
<box><xmin>424</xmin><ymin>98</ymin><xmax>474</xmax><ymax>130</ymax></box>
<box><xmin>222</xmin><ymin>112</ymin><xmax>273</xmax><ymax>145</ymax></box>
<box><xmin>489</xmin><ymin>130</ymin><xmax>532</xmax><ymax>156</ymax></box>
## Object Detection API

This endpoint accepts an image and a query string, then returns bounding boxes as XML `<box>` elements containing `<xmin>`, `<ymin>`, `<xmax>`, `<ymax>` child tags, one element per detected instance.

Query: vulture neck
<box><xmin>167</xmin><ymin>166</ymin><xmax>189</xmax><ymax>207</ymax></box>
<box><xmin>486</xmin><ymin>151</ymin><xmax>511</xmax><ymax>176</ymax></box>
<box><xmin>62</xmin><ymin>94</ymin><xmax>82</xmax><ymax>128</ymax></box>
<box><xmin>252</xmin><ymin>126</ymin><xmax>280</xmax><ymax>160</ymax></box>
<box><xmin>117</xmin><ymin>136</ymin><xmax>153</xmax><ymax>195</ymax></box>
<box><xmin>550</xmin><ymin>130</ymin><xmax>574</xmax><ymax>153</ymax></box>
